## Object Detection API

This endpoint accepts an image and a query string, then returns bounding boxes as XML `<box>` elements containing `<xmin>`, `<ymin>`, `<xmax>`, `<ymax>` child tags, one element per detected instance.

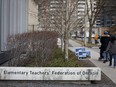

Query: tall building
<box><xmin>36</xmin><ymin>0</ymin><xmax>98</xmax><ymax>34</ymax></box>
<box><xmin>97</xmin><ymin>0</ymin><xmax>116</xmax><ymax>27</ymax></box>
<box><xmin>77</xmin><ymin>0</ymin><xmax>85</xmax><ymax>19</ymax></box>
<box><xmin>49</xmin><ymin>0</ymin><xmax>63</xmax><ymax>31</ymax></box>
<box><xmin>37</xmin><ymin>0</ymin><xmax>63</xmax><ymax>31</ymax></box>
<box><xmin>74</xmin><ymin>0</ymin><xmax>97</xmax><ymax>36</ymax></box>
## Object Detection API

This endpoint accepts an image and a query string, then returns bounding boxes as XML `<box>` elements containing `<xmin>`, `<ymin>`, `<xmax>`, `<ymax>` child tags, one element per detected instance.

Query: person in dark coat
<box><xmin>99</xmin><ymin>31</ymin><xmax>110</xmax><ymax>63</ymax></box>
<box><xmin>106</xmin><ymin>35</ymin><xmax>116</xmax><ymax>68</ymax></box>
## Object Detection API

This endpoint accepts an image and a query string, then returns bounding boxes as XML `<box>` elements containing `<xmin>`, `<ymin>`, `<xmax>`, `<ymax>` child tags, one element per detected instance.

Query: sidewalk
<box><xmin>69</xmin><ymin>39</ymin><xmax>116</xmax><ymax>84</ymax></box>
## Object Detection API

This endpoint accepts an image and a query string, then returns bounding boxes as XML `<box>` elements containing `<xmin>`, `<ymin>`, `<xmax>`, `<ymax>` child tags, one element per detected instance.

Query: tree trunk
<box><xmin>88</xmin><ymin>25</ymin><xmax>92</xmax><ymax>43</ymax></box>
<box><xmin>64</xmin><ymin>32</ymin><xmax>68</xmax><ymax>60</ymax></box>
<box><xmin>61</xmin><ymin>35</ymin><xmax>64</xmax><ymax>52</ymax></box>
<box><xmin>64</xmin><ymin>0</ymin><xmax>69</xmax><ymax>60</ymax></box>
<box><xmin>84</xmin><ymin>31</ymin><xmax>87</xmax><ymax>46</ymax></box>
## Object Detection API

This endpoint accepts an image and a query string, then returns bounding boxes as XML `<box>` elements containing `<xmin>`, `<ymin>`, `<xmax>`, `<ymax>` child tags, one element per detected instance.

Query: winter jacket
<box><xmin>100</xmin><ymin>35</ymin><xmax>110</xmax><ymax>51</ymax></box>
<box><xmin>94</xmin><ymin>35</ymin><xmax>99</xmax><ymax>40</ymax></box>
<box><xmin>106</xmin><ymin>40</ymin><xmax>116</xmax><ymax>55</ymax></box>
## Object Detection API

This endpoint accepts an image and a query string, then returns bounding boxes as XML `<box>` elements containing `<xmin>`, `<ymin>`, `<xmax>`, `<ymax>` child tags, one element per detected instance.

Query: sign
<box><xmin>0</xmin><ymin>67</ymin><xmax>101</xmax><ymax>80</ymax></box>
<box><xmin>75</xmin><ymin>47</ymin><xmax>85</xmax><ymax>52</ymax></box>
<box><xmin>77</xmin><ymin>51</ymin><xmax>91</xmax><ymax>60</ymax></box>
<box><xmin>75</xmin><ymin>47</ymin><xmax>91</xmax><ymax>60</ymax></box>
<box><xmin>86</xmin><ymin>50</ymin><xmax>91</xmax><ymax>57</ymax></box>
<box><xmin>78</xmin><ymin>51</ymin><xmax>87</xmax><ymax>58</ymax></box>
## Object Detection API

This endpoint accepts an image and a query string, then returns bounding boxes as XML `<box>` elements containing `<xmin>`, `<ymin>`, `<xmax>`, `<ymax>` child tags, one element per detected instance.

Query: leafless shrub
<box><xmin>6</xmin><ymin>31</ymin><xmax>58</xmax><ymax>66</ymax></box>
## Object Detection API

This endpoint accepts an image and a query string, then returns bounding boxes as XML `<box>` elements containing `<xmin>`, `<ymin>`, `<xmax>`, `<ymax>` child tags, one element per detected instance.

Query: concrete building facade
<box><xmin>0</xmin><ymin>0</ymin><xmax>39</xmax><ymax>51</ymax></box>
<box><xmin>100</xmin><ymin>0</ymin><xmax>116</xmax><ymax>27</ymax></box>
<box><xmin>28</xmin><ymin>0</ymin><xmax>38</xmax><ymax>32</ymax></box>
<box><xmin>0</xmin><ymin>0</ymin><xmax>28</xmax><ymax>51</ymax></box>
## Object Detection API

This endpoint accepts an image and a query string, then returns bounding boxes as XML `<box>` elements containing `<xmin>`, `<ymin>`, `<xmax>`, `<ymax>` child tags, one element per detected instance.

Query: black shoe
<box><xmin>103</xmin><ymin>60</ymin><xmax>107</xmax><ymax>63</ymax></box>
<box><xmin>109</xmin><ymin>64</ymin><xmax>112</xmax><ymax>66</ymax></box>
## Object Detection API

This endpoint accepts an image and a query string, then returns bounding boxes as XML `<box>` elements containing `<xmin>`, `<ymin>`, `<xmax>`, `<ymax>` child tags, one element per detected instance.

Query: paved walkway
<box><xmin>69</xmin><ymin>39</ymin><xmax>116</xmax><ymax>84</ymax></box>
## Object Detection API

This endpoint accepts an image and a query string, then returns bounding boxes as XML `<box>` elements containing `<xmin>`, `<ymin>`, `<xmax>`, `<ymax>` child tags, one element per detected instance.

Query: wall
<box><xmin>0</xmin><ymin>0</ymin><xmax>28</xmax><ymax>51</ymax></box>
<box><xmin>28</xmin><ymin>0</ymin><xmax>38</xmax><ymax>32</ymax></box>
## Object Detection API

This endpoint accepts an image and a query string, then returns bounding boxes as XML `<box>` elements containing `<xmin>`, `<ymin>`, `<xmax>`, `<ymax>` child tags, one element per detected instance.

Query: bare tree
<box><xmin>85</xmin><ymin>0</ymin><xmax>105</xmax><ymax>43</ymax></box>
<box><xmin>46</xmin><ymin>0</ymin><xmax>80</xmax><ymax>60</ymax></box>
<box><xmin>39</xmin><ymin>0</ymin><xmax>84</xmax><ymax>60</ymax></box>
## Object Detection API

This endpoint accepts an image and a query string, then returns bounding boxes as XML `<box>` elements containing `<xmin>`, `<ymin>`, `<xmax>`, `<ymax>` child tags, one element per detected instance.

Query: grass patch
<box><xmin>25</xmin><ymin>48</ymin><xmax>93</xmax><ymax>67</ymax></box>
<box><xmin>46</xmin><ymin>48</ymin><xmax>88</xmax><ymax>67</ymax></box>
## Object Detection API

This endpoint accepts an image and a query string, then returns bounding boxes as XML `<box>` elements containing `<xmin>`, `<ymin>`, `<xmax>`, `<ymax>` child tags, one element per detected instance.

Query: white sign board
<box><xmin>0</xmin><ymin>67</ymin><xmax>101</xmax><ymax>80</ymax></box>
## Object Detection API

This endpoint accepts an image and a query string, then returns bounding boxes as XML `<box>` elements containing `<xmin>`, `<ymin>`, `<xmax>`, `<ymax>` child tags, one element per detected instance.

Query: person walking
<box><xmin>106</xmin><ymin>35</ymin><xmax>116</xmax><ymax>68</ymax></box>
<box><xmin>99</xmin><ymin>31</ymin><xmax>110</xmax><ymax>63</ymax></box>
<box><xmin>99</xmin><ymin>35</ymin><xmax>104</xmax><ymax>60</ymax></box>
<box><xmin>94</xmin><ymin>34</ymin><xmax>99</xmax><ymax>44</ymax></box>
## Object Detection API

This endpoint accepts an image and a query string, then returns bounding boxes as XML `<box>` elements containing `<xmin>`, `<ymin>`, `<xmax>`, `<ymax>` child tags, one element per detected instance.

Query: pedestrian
<box><xmin>106</xmin><ymin>35</ymin><xmax>116</xmax><ymax>68</ymax></box>
<box><xmin>98</xmin><ymin>35</ymin><xmax>104</xmax><ymax>60</ymax></box>
<box><xmin>94</xmin><ymin>34</ymin><xmax>99</xmax><ymax>44</ymax></box>
<box><xmin>99</xmin><ymin>31</ymin><xmax>110</xmax><ymax>63</ymax></box>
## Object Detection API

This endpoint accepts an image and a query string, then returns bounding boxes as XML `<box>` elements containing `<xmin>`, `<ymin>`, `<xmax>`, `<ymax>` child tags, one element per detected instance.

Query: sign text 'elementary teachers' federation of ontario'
<box><xmin>0</xmin><ymin>67</ymin><xmax>101</xmax><ymax>80</ymax></box>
